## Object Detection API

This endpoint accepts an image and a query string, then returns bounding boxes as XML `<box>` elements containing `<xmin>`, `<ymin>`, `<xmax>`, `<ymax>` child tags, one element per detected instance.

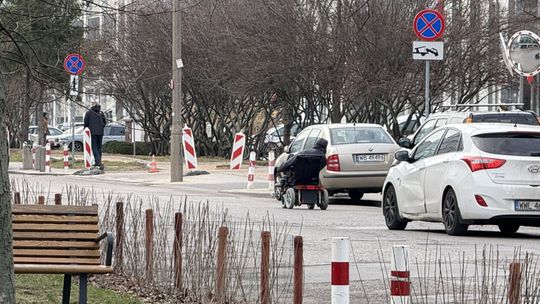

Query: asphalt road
<box><xmin>10</xmin><ymin>168</ymin><xmax>540</xmax><ymax>303</ymax></box>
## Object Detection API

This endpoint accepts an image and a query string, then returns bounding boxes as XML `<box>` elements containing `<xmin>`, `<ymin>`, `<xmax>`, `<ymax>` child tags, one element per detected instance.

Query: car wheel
<box><xmin>442</xmin><ymin>188</ymin><xmax>468</xmax><ymax>236</ymax></box>
<box><xmin>349</xmin><ymin>191</ymin><xmax>364</xmax><ymax>202</ymax></box>
<box><xmin>283</xmin><ymin>188</ymin><xmax>296</xmax><ymax>209</ymax></box>
<box><xmin>319</xmin><ymin>189</ymin><xmax>329</xmax><ymax>210</ymax></box>
<box><xmin>71</xmin><ymin>141</ymin><xmax>83</xmax><ymax>152</ymax></box>
<box><xmin>383</xmin><ymin>185</ymin><xmax>407</xmax><ymax>230</ymax></box>
<box><xmin>498</xmin><ymin>224</ymin><xmax>520</xmax><ymax>234</ymax></box>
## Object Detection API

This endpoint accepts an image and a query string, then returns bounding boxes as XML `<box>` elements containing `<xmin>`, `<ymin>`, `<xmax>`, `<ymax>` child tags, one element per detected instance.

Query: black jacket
<box><xmin>277</xmin><ymin>138</ymin><xmax>328</xmax><ymax>173</ymax></box>
<box><xmin>84</xmin><ymin>105</ymin><xmax>107</xmax><ymax>136</ymax></box>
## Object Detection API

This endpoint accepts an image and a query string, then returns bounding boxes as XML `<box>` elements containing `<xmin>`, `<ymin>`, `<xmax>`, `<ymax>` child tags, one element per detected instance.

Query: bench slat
<box><xmin>13</xmin><ymin>223</ymin><xmax>99</xmax><ymax>232</ymax></box>
<box><xmin>14</xmin><ymin>232</ymin><xmax>98</xmax><ymax>240</ymax></box>
<box><xmin>13</xmin><ymin>240</ymin><xmax>99</xmax><ymax>249</ymax></box>
<box><xmin>15</xmin><ymin>264</ymin><xmax>113</xmax><ymax>274</ymax></box>
<box><xmin>13</xmin><ymin>215</ymin><xmax>98</xmax><ymax>224</ymax></box>
<box><xmin>14</xmin><ymin>257</ymin><xmax>101</xmax><ymax>265</ymax></box>
<box><xmin>12</xmin><ymin>205</ymin><xmax>98</xmax><ymax>216</ymax></box>
<box><xmin>14</xmin><ymin>249</ymin><xmax>100</xmax><ymax>258</ymax></box>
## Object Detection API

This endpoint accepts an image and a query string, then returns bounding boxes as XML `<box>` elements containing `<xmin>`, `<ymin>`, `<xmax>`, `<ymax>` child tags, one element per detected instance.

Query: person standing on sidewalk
<box><xmin>84</xmin><ymin>102</ymin><xmax>107</xmax><ymax>169</ymax></box>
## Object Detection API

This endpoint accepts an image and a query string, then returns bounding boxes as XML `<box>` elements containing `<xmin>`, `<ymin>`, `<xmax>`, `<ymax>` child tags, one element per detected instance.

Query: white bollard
<box><xmin>182</xmin><ymin>125</ymin><xmax>198</xmax><ymax>170</ymax></box>
<box><xmin>63</xmin><ymin>145</ymin><xmax>69</xmax><ymax>173</ymax></box>
<box><xmin>247</xmin><ymin>151</ymin><xmax>256</xmax><ymax>189</ymax></box>
<box><xmin>45</xmin><ymin>143</ymin><xmax>51</xmax><ymax>172</ymax></box>
<box><xmin>390</xmin><ymin>245</ymin><xmax>410</xmax><ymax>304</ymax></box>
<box><xmin>268</xmin><ymin>150</ymin><xmax>275</xmax><ymax>190</ymax></box>
<box><xmin>332</xmin><ymin>237</ymin><xmax>350</xmax><ymax>304</ymax></box>
<box><xmin>230</xmin><ymin>132</ymin><xmax>246</xmax><ymax>170</ymax></box>
<box><xmin>83</xmin><ymin>127</ymin><xmax>92</xmax><ymax>169</ymax></box>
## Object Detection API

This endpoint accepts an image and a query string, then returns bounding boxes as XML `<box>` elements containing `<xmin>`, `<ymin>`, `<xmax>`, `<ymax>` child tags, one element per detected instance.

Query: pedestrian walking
<box><xmin>39</xmin><ymin>112</ymin><xmax>50</xmax><ymax>146</ymax></box>
<box><xmin>84</xmin><ymin>102</ymin><xmax>107</xmax><ymax>169</ymax></box>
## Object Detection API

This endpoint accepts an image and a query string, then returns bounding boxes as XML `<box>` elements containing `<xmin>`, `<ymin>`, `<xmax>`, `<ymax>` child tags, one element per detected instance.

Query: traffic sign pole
<box><xmin>425</xmin><ymin>61</ymin><xmax>430</xmax><ymax>116</ymax></box>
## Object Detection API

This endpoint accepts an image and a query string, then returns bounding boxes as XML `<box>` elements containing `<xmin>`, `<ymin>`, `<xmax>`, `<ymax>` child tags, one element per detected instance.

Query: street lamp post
<box><xmin>170</xmin><ymin>0</ymin><xmax>183</xmax><ymax>182</ymax></box>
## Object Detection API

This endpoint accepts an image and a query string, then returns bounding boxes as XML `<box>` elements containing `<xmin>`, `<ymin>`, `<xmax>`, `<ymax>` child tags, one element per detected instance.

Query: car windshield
<box><xmin>471</xmin><ymin>113</ymin><xmax>539</xmax><ymax>125</ymax></box>
<box><xmin>330</xmin><ymin>127</ymin><xmax>394</xmax><ymax>145</ymax></box>
<box><xmin>472</xmin><ymin>132</ymin><xmax>540</xmax><ymax>156</ymax></box>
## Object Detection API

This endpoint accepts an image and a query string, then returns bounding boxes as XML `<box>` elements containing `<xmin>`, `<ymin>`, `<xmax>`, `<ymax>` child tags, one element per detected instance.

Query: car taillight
<box><xmin>327</xmin><ymin>154</ymin><xmax>341</xmax><ymax>171</ymax></box>
<box><xmin>461</xmin><ymin>156</ymin><xmax>506</xmax><ymax>172</ymax></box>
<box><xmin>474</xmin><ymin>195</ymin><xmax>488</xmax><ymax>207</ymax></box>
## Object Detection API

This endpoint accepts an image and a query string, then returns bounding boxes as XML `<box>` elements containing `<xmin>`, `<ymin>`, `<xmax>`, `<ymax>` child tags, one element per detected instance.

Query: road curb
<box><xmin>220</xmin><ymin>189</ymin><xmax>274</xmax><ymax>198</ymax></box>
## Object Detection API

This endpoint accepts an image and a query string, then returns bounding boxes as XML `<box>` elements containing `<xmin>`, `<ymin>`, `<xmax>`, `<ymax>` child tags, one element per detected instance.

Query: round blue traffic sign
<box><xmin>63</xmin><ymin>53</ymin><xmax>86</xmax><ymax>75</ymax></box>
<box><xmin>413</xmin><ymin>9</ymin><xmax>445</xmax><ymax>41</ymax></box>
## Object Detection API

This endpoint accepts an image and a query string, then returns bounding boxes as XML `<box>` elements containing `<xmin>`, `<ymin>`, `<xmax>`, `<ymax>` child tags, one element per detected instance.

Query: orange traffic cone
<box><xmin>149</xmin><ymin>155</ymin><xmax>159</xmax><ymax>173</ymax></box>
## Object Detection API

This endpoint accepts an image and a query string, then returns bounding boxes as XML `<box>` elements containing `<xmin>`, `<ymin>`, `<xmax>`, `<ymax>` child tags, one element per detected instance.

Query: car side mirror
<box><xmin>395</xmin><ymin>150</ymin><xmax>410</xmax><ymax>162</ymax></box>
<box><xmin>398</xmin><ymin>138</ymin><xmax>412</xmax><ymax>149</ymax></box>
<box><xmin>283</xmin><ymin>145</ymin><xmax>291</xmax><ymax>153</ymax></box>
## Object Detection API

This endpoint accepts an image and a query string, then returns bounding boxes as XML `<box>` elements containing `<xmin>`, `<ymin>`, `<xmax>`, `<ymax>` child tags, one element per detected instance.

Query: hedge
<box><xmin>102</xmin><ymin>141</ymin><xmax>151</xmax><ymax>155</ymax></box>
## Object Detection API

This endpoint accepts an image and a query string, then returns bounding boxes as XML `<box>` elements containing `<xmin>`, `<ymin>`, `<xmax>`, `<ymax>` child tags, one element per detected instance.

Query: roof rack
<box><xmin>440</xmin><ymin>103</ymin><xmax>524</xmax><ymax>111</ymax></box>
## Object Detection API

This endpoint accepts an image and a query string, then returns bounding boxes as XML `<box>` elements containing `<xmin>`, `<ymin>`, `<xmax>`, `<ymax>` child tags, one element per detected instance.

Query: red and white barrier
<box><xmin>83</xmin><ymin>127</ymin><xmax>93</xmax><ymax>169</ymax></box>
<box><xmin>268</xmin><ymin>150</ymin><xmax>275</xmax><ymax>190</ymax></box>
<box><xmin>230</xmin><ymin>132</ymin><xmax>246</xmax><ymax>170</ymax></box>
<box><xmin>182</xmin><ymin>125</ymin><xmax>198</xmax><ymax>170</ymax></box>
<box><xmin>45</xmin><ymin>143</ymin><xmax>51</xmax><ymax>172</ymax></box>
<box><xmin>32</xmin><ymin>146</ymin><xmax>36</xmax><ymax>169</ymax></box>
<box><xmin>247</xmin><ymin>151</ymin><xmax>256</xmax><ymax>189</ymax></box>
<box><xmin>331</xmin><ymin>237</ymin><xmax>349</xmax><ymax>304</ymax></box>
<box><xmin>390</xmin><ymin>245</ymin><xmax>410</xmax><ymax>304</ymax></box>
<box><xmin>63</xmin><ymin>145</ymin><xmax>69</xmax><ymax>173</ymax></box>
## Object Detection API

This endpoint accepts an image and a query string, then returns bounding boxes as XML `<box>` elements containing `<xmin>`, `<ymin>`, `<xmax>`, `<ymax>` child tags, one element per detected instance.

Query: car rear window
<box><xmin>472</xmin><ymin>132</ymin><xmax>540</xmax><ymax>156</ymax></box>
<box><xmin>330</xmin><ymin>127</ymin><xmax>394</xmax><ymax>145</ymax></box>
<box><xmin>471</xmin><ymin>113</ymin><xmax>539</xmax><ymax>125</ymax></box>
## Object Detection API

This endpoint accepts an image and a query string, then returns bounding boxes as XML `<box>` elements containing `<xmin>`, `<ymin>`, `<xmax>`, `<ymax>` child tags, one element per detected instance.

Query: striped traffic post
<box><xmin>390</xmin><ymin>245</ymin><xmax>410</xmax><ymax>304</ymax></box>
<box><xmin>331</xmin><ymin>237</ymin><xmax>349</xmax><ymax>304</ymax></box>
<box><xmin>83</xmin><ymin>127</ymin><xmax>93</xmax><ymax>169</ymax></box>
<box><xmin>182</xmin><ymin>125</ymin><xmax>198</xmax><ymax>170</ymax></box>
<box><xmin>32</xmin><ymin>145</ymin><xmax>36</xmax><ymax>169</ymax></box>
<box><xmin>45</xmin><ymin>143</ymin><xmax>51</xmax><ymax>172</ymax></box>
<box><xmin>247</xmin><ymin>151</ymin><xmax>256</xmax><ymax>189</ymax></box>
<box><xmin>268</xmin><ymin>150</ymin><xmax>275</xmax><ymax>190</ymax></box>
<box><xmin>63</xmin><ymin>145</ymin><xmax>69</xmax><ymax>173</ymax></box>
<box><xmin>230</xmin><ymin>132</ymin><xmax>246</xmax><ymax>170</ymax></box>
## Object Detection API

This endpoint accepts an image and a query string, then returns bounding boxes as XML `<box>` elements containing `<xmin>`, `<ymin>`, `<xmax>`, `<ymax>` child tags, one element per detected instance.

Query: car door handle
<box><xmin>419</xmin><ymin>167</ymin><xmax>425</xmax><ymax>171</ymax></box>
<box><xmin>442</xmin><ymin>160</ymin><xmax>449</xmax><ymax>164</ymax></box>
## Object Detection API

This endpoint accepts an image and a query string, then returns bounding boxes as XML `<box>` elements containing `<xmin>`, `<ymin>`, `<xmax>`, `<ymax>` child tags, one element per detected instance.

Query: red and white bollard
<box><xmin>83</xmin><ymin>127</ymin><xmax>93</xmax><ymax>169</ymax></box>
<box><xmin>182</xmin><ymin>125</ymin><xmax>198</xmax><ymax>170</ymax></box>
<box><xmin>32</xmin><ymin>146</ymin><xmax>36</xmax><ymax>169</ymax></box>
<box><xmin>331</xmin><ymin>237</ymin><xmax>349</xmax><ymax>304</ymax></box>
<box><xmin>390</xmin><ymin>245</ymin><xmax>410</xmax><ymax>304</ymax></box>
<box><xmin>45</xmin><ymin>143</ymin><xmax>51</xmax><ymax>172</ymax></box>
<box><xmin>230</xmin><ymin>132</ymin><xmax>246</xmax><ymax>170</ymax></box>
<box><xmin>247</xmin><ymin>151</ymin><xmax>256</xmax><ymax>189</ymax></box>
<box><xmin>268</xmin><ymin>150</ymin><xmax>275</xmax><ymax>190</ymax></box>
<box><xmin>63</xmin><ymin>145</ymin><xmax>69</xmax><ymax>173</ymax></box>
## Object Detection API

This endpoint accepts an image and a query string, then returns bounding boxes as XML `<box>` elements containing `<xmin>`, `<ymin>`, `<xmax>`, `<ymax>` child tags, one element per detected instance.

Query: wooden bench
<box><xmin>12</xmin><ymin>204</ymin><xmax>114</xmax><ymax>304</ymax></box>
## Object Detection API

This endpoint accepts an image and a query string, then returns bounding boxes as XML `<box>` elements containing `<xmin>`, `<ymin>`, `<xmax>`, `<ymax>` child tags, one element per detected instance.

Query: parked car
<box><xmin>28</xmin><ymin>126</ymin><xmax>63</xmax><ymax>147</ymax></box>
<box><xmin>383</xmin><ymin>123</ymin><xmax>540</xmax><ymax>235</ymax></box>
<box><xmin>274</xmin><ymin>123</ymin><xmax>400</xmax><ymax>201</ymax></box>
<box><xmin>57</xmin><ymin>123</ymin><xmax>126</xmax><ymax>151</ymax></box>
<box><xmin>263</xmin><ymin>124</ymin><xmax>301</xmax><ymax>151</ymax></box>
<box><xmin>401</xmin><ymin>110</ymin><xmax>540</xmax><ymax>148</ymax></box>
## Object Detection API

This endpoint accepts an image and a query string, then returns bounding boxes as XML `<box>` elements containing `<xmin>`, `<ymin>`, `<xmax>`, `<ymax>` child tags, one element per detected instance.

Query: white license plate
<box><xmin>354</xmin><ymin>154</ymin><xmax>385</xmax><ymax>162</ymax></box>
<box><xmin>514</xmin><ymin>200</ymin><xmax>540</xmax><ymax>212</ymax></box>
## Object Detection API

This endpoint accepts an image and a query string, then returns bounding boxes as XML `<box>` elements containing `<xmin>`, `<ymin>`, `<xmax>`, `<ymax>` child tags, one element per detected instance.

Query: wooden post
<box><xmin>509</xmin><ymin>262</ymin><xmax>522</xmax><ymax>304</ymax></box>
<box><xmin>54</xmin><ymin>193</ymin><xmax>62</xmax><ymax>205</ymax></box>
<box><xmin>38</xmin><ymin>195</ymin><xmax>45</xmax><ymax>205</ymax></box>
<box><xmin>13</xmin><ymin>192</ymin><xmax>21</xmax><ymax>205</ymax></box>
<box><xmin>174</xmin><ymin>212</ymin><xmax>183</xmax><ymax>290</ymax></box>
<box><xmin>216</xmin><ymin>227</ymin><xmax>229</xmax><ymax>301</ymax></box>
<box><xmin>260</xmin><ymin>231</ymin><xmax>271</xmax><ymax>304</ymax></box>
<box><xmin>115</xmin><ymin>202</ymin><xmax>124</xmax><ymax>273</ymax></box>
<box><xmin>145</xmin><ymin>209</ymin><xmax>154</xmax><ymax>282</ymax></box>
<box><xmin>294</xmin><ymin>236</ymin><xmax>303</xmax><ymax>304</ymax></box>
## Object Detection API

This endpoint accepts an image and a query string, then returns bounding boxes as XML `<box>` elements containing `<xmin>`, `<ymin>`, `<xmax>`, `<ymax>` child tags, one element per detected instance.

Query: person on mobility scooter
<box><xmin>276</xmin><ymin>138</ymin><xmax>330</xmax><ymax>210</ymax></box>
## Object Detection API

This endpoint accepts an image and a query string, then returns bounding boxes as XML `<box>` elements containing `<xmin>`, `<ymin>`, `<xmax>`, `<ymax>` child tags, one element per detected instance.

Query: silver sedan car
<box><xmin>274</xmin><ymin>123</ymin><xmax>400</xmax><ymax>201</ymax></box>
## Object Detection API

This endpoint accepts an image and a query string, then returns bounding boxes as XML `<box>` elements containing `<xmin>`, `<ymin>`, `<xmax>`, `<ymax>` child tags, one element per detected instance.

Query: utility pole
<box><xmin>170</xmin><ymin>0</ymin><xmax>183</xmax><ymax>182</ymax></box>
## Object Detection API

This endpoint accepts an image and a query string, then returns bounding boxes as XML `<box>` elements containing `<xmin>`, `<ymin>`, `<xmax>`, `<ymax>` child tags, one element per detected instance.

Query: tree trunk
<box><xmin>0</xmin><ymin>74</ymin><xmax>16</xmax><ymax>303</ymax></box>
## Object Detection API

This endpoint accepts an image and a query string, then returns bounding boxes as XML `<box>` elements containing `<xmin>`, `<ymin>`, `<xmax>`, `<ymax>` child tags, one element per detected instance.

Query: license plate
<box><xmin>514</xmin><ymin>200</ymin><xmax>540</xmax><ymax>211</ymax></box>
<box><xmin>354</xmin><ymin>154</ymin><xmax>385</xmax><ymax>162</ymax></box>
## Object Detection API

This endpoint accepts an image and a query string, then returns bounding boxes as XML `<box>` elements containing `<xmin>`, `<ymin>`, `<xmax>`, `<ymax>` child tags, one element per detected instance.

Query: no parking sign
<box><xmin>413</xmin><ymin>9</ymin><xmax>445</xmax><ymax>41</ymax></box>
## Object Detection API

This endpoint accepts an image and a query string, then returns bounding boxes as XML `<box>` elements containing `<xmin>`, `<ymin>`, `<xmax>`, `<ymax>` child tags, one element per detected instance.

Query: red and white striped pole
<box><xmin>390</xmin><ymin>245</ymin><xmax>410</xmax><ymax>304</ymax></box>
<box><xmin>247</xmin><ymin>151</ymin><xmax>256</xmax><ymax>189</ymax></box>
<box><xmin>32</xmin><ymin>145</ymin><xmax>36</xmax><ymax>169</ymax></box>
<box><xmin>230</xmin><ymin>132</ymin><xmax>246</xmax><ymax>170</ymax></box>
<box><xmin>45</xmin><ymin>143</ymin><xmax>51</xmax><ymax>172</ymax></box>
<box><xmin>83</xmin><ymin>127</ymin><xmax>93</xmax><ymax>169</ymax></box>
<box><xmin>331</xmin><ymin>237</ymin><xmax>349</xmax><ymax>304</ymax></box>
<box><xmin>182</xmin><ymin>125</ymin><xmax>198</xmax><ymax>170</ymax></box>
<box><xmin>63</xmin><ymin>145</ymin><xmax>69</xmax><ymax>173</ymax></box>
<box><xmin>268</xmin><ymin>150</ymin><xmax>275</xmax><ymax>190</ymax></box>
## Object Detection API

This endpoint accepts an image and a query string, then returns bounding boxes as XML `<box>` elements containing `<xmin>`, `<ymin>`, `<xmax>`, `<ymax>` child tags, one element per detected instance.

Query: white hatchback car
<box><xmin>383</xmin><ymin>124</ymin><xmax>540</xmax><ymax>235</ymax></box>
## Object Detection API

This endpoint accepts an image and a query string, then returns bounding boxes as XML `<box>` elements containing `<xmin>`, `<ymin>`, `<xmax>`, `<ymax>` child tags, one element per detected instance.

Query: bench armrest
<box><xmin>95</xmin><ymin>232</ymin><xmax>114</xmax><ymax>267</ymax></box>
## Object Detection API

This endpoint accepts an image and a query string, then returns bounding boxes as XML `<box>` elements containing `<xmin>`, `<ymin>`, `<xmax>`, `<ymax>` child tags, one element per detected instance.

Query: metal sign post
<box><xmin>413</xmin><ymin>9</ymin><xmax>445</xmax><ymax>118</ymax></box>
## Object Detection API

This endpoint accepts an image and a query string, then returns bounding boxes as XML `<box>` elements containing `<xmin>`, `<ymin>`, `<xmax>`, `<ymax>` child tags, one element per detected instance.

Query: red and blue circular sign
<box><xmin>413</xmin><ymin>9</ymin><xmax>445</xmax><ymax>41</ymax></box>
<box><xmin>63</xmin><ymin>53</ymin><xmax>86</xmax><ymax>75</ymax></box>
